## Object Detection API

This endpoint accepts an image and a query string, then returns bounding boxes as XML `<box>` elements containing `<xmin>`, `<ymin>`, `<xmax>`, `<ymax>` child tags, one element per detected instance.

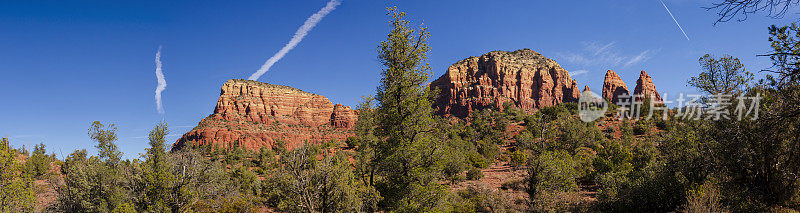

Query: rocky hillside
<box><xmin>171</xmin><ymin>79</ymin><xmax>356</xmax><ymax>151</ymax></box>
<box><xmin>429</xmin><ymin>49</ymin><xmax>581</xmax><ymax>117</ymax></box>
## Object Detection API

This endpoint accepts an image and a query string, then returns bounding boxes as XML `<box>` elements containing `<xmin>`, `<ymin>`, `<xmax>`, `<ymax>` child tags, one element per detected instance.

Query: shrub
<box><xmin>345</xmin><ymin>136</ymin><xmax>359</xmax><ymax>148</ymax></box>
<box><xmin>272</xmin><ymin>140</ymin><xmax>286</xmax><ymax>154</ymax></box>
<box><xmin>467</xmin><ymin>152</ymin><xmax>488</xmax><ymax>168</ymax></box>
<box><xmin>654</xmin><ymin>119</ymin><xmax>669</xmax><ymax>130</ymax></box>
<box><xmin>681</xmin><ymin>182</ymin><xmax>729</xmax><ymax>213</ymax></box>
<box><xmin>509</xmin><ymin>150</ymin><xmax>529</xmax><ymax>167</ymax></box>
<box><xmin>528</xmin><ymin>151</ymin><xmax>578</xmax><ymax>194</ymax></box>
<box><xmin>467</xmin><ymin>167</ymin><xmax>483</xmax><ymax>180</ymax></box>
<box><xmin>500</xmin><ymin>178</ymin><xmax>526</xmax><ymax>191</ymax></box>
<box><xmin>442</xmin><ymin>150</ymin><xmax>467</xmax><ymax>183</ymax></box>
<box><xmin>452</xmin><ymin>186</ymin><xmax>523</xmax><ymax>212</ymax></box>
<box><xmin>530</xmin><ymin>191</ymin><xmax>587</xmax><ymax>213</ymax></box>
<box><xmin>476</xmin><ymin>139</ymin><xmax>499</xmax><ymax>163</ymax></box>
<box><xmin>633</xmin><ymin>122</ymin><xmax>650</xmax><ymax>135</ymax></box>
<box><xmin>573</xmin><ymin>147</ymin><xmax>597</xmax><ymax>179</ymax></box>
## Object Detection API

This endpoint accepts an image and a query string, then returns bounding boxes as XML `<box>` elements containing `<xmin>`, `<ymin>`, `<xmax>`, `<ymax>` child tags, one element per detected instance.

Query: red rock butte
<box><xmin>173</xmin><ymin>50</ymin><xmax>663</xmax><ymax>152</ymax></box>
<box><xmin>429</xmin><ymin>49</ymin><xmax>581</xmax><ymax>117</ymax></box>
<box><xmin>171</xmin><ymin>79</ymin><xmax>356</xmax><ymax>151</ymax></box>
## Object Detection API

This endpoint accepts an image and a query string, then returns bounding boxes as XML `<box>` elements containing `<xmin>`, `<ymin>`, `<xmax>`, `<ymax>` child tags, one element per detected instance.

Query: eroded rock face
<box><xmin>172</xmin><ymin>79</ymin><xmax>356</xmax><ymax>151</ymax></box>
<box><xmin>633</xmin><ymin>71</ymin><xmax>662</xmax><ymax>102</ymax></box>
<box><xmin>602</xmin><ymin>70</ymin><xmax>630</xmax><ymax>104</ymax></box>
<box><xmin>583</xmin><ymin>85</ymin><xmax>591</xmax><ymax>93</ymax></box>
<box><xmin>330</xmin><ymin>104</ymin><xmax>357</xmax><ymax>129</ymax></box>
<box><xmin>430</xmin><ymin>49</ymin><xmax>581</xmax><ymax>117</ymax></box>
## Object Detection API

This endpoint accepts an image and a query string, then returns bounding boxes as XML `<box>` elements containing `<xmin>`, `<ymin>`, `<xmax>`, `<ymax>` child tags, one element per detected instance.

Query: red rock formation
<box><xmin>330</xmin><ymin>104</ymin><xmax>357</xmax><ymax>129</ymax></box>
<box><xmin>583</xmin><ymin>85</ymin><xmax>591</xmax><ymax>93</ymax></box>
<box><xmin>430</xmin><ymin>49</ymin><xmax>581</xmax><ymax>117</ymax></box>
<box><xmin>633</xmin><ymin>71</ymin><xmax>662</xmax><ymax>102</ymax></box>
<box><xmin>602</xmin><ymin>70</ymin><xmax>630</xmax><ymax>104</ymax></box>
<box><xmin>172</xmin><ymin>79</ymin><xmax>356</xmax><ymax>151</ymax></box>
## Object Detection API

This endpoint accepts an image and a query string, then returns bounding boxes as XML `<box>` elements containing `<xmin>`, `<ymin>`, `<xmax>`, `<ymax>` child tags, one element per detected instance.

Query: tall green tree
<box><xmin>353</xmin><ymin>96</ymin><xmax>379</xmax><ymax>187</ymax></box>
<box><xmin>372</xmin><ymin>7</ymin><xmax>446</xmax><ymax>211</ymax></box>
<box><xmin>89</xmin><ymin>121</ymin><xmax>131</xmax><ymax>212</ymax></box>
<box><xmin>0</xmin><ymin>137</ymin><xmax>36</xmax><ymax>213</ymax></box>
<box><xmin>139</xmin><ymin>123</ymin><xmax>176</xmax><ymax>212</ymax></box>
<box><xmin>688</xmin><ymin>54</ymin><xmax>753</xmax><ymax>96</ymax></box>
<box><xmin>25</xmin><ymin>142</ymin><xmax>53</xmax><ymax>179</ymax></box>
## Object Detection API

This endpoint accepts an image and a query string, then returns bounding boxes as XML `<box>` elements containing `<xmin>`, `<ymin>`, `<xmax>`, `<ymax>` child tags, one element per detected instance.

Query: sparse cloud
<box><xmin>131</xmin><ymin>133</ymin><xmax>182</xmax><ymax>139</ymax></box>
<box><xmin>9</xmin><ymin>135</ymin><xmax>46</xmax><ymax>141</ymax></box>
<box><xmin>558</xmin><ymin>41</ymin><xmax>654</xmax><ymax>68</ymax></box>
<box><xmin>570</xmin><ymin>69</ymin><xmax>589</xmax><ymax>76</ymax></box>
<box><xmin>624</xmin><ymin>50</ymin><xmax>652</xmax><ymax>67</ymax></box>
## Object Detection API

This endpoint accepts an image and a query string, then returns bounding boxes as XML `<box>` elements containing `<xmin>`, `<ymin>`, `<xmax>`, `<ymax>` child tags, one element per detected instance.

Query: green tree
<box><xmin>372</xmin><ymin>7</ymin><xmax>446</xmax><ymax>210</ymax></box>
<box><xmin>0</xmin><ymin>137</ymin><xmax>36</xmax><ymax>213</ymax></box>
<box><xmin>353</xmin><ymin>96</ymin><xmax>380</xmax><ymax>190</ymax></box>
<box><xmin>88</xmin><ymin>121</ymin><xmax>129</xmax><ymax>212</ymax></box>
<box><xmin>139</xmin><ymin>122</ymin><xmax>176</xmax><ymax>212</ymax></box>
<box><xmin>25</xmin><ymin>142</ymin><xmax>53</xmax><ymax>179</ymax></box>
<box><xmin>170</xmin><ymin>148</ymin><xmax>236</xmax><ymax>212</ymax></box>
<box><xmin>57</xmin><ymin>149</ymin><xmax>95</xmax><ymax>212</ymax></box>
<box><xmin>688</xmin><ymin>54</ymin><xmax>753</xmax><ymax>96</ymax></box>
<box><xmin>266</xmin><ymin>145</ymin><xmax>374</xmax><ymax>212</ymax></box>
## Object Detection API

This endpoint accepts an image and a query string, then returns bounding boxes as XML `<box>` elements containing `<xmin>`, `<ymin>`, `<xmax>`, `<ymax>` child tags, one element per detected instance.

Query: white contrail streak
<box><xmin>155</xmin><ymin>46</ymin><xmax>166</xmax><ymax>114</ymax></box>
<box><xmin>248</xmin><ymin>0</ymin><xmax>341</xmax><ymax>81</ymax></box>
<box><xmin>659</xmin><ymin>0</ymin><xmax>690</xmax><ymax>41</ymax></box>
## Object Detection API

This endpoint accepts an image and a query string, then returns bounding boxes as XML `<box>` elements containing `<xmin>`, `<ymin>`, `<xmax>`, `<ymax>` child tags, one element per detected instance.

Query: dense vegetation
<box><xmin>2</xmin><ymin>3</ymin><xmax>800</xmax><ymax>212</ymax></box>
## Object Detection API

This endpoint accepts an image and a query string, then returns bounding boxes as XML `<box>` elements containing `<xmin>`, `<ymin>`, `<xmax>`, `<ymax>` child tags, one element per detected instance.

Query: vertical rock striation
<box><xmin>172</xmin><ymin>79</ymin><xmax>356</xmax><ymax>151</ymax></box>
<box><xmin>633</xmin><ymin>71</ymin><xmax>662</xmax><ymax>102</ymax></box>
<box><xmin>429</xmin><ymin>49</ymin><xmax>581</xmax><ymax>117</ymax></box>
<box><xmin>602</xmin><ymin>70</ymin><xmax>630</xmax><ymax>105</ymax></box>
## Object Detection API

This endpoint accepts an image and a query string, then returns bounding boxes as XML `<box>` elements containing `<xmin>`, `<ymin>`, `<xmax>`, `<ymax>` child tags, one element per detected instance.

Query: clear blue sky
<box><xmin>0</xmin><ymin>0</ymin><xmax>791</xmax><ymax>159</ymax></box>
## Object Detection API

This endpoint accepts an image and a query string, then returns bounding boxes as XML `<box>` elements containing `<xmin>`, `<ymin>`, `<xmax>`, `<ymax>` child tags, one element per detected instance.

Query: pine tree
<box><xmin>141</xmin><ymin>122</ymin><xmax>175</xmax><ymax>212</ymax></box>
<box><xmin>88</xmin><ymin>121</ymin><xmax>128</xmax><ymax>212</ymax></box>
<box><xmin>25</xmin><ymin>142</ymin><xmax>53</xmax><ymax>179</ymax></box>
<box><xmin>372</xmin><ymin>7</ymin><xmax>445</xmax><ymax>211</ymax></box>
<box><xmin>0</xmin><ymin>137</ymin><xmax>36</xmax><ymax>213</ymax></box>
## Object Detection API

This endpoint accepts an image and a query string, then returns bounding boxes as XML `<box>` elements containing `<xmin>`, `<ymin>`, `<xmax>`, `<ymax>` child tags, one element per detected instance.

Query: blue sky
<box><xmin>0</xmin><ymin>0</ymin><xmax>792</xmax><ymax>159</ymax></box>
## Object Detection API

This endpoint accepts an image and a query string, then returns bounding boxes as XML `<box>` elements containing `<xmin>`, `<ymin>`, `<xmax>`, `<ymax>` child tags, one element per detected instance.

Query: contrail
<box><xmin>155</xmin><ymin>46</ymin><xmax>166</xmax><ymax>114</ymax></box>
<box><xmin>248</xmin><ymin>0</ymin><xmax>341</xmax><ymax>81</ymax></box>
<box><xmin>659</xmin><ymin>0</ymin><xmax>690</xmax><ymax>41</ymax></box>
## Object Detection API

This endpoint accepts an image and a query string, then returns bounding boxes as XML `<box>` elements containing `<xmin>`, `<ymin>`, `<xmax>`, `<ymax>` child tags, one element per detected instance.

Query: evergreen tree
<box><xmin>0</xmin><ymin>137</ymin><xmax>36</xmax><ymax>213</ymax></box>
<box><xmin>25</xmin><ymin>142</ymin><xmax>53</xmax><ymax>179</ymax></box>
<box><xmin>688</xmin><ymin>54</ymin><xmax>753</xmax><ymax>96</ymax></box>
<box><xmin>140</xmin><ymin>123</ymin><xmax>175</xmax><ymax>212</ymax></box>
<box><xmin>88</xmin><ymin>121</ymin><xmax>129</xmax><ymax>212</ymax></box>
<box><xmin>372</xmin><ymin>7</ymin><xmax>446</xmax><ymax>211</ymax></box>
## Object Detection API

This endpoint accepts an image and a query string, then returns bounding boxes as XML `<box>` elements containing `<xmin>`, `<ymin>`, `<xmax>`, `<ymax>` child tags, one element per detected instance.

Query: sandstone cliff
<box><xmin>429</xmin><ymin>49</ymin><xmax>581</xmax><ymax>117</ymax></box>
<box><xmin>602</xmin><ymin>70</ymin><xmax>630</xmax><ymax>104</ymax></box>
<box><xmin>172</xmin><ymin>79</ymin><xmax>356</xmax><ymax>151</ymax></box>
<box><xmin>633</xmin><ymin>71</ymin><xmax>662</xmax><ymax>102</ymax></box>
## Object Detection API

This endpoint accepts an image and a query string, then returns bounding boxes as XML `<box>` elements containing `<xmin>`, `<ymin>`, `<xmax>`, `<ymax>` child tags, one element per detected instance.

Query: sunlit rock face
<box><xmin>430</xmin><ymin>49</ymin><xmax>580</xmax><ymax>117</ymax></box>
<box><xmin>172</xmin><ymin>79</ymin><xmax>355</xmax><ymax>152</ymax></box>
<box><xmin>602</xmin><ymin>70</ymin><xmax>630</xmax><ymax>104</ymax></box>
<box><xmin>633</xmin><ymin>70</ymin><xmax>662</xmax><ymax>102</ymax></box>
